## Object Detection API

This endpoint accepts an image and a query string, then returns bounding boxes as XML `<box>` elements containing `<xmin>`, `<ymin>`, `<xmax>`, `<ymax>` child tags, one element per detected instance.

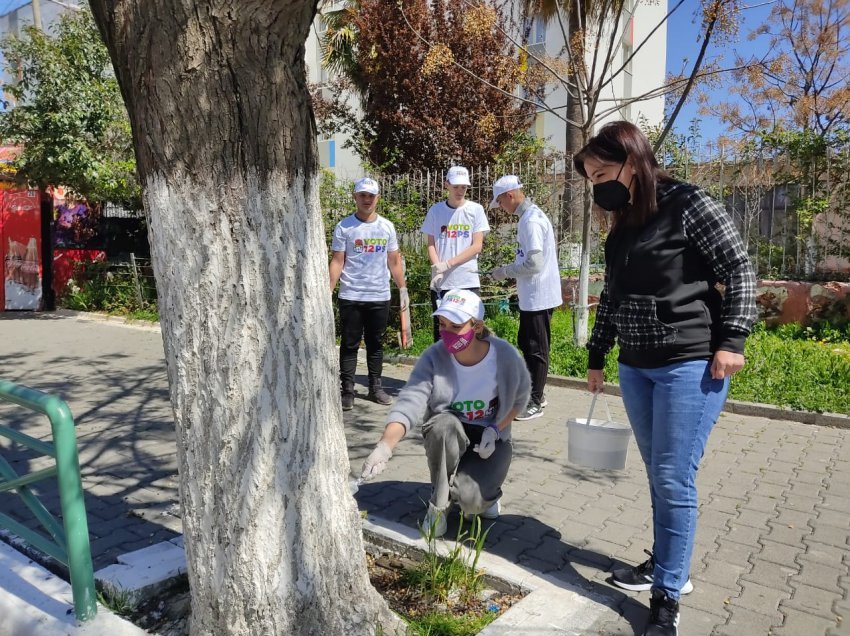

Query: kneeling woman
<box><xmin>360</xmin><ymin>289</ymin><xmax>530</xmax><ymax>536</ymax></box>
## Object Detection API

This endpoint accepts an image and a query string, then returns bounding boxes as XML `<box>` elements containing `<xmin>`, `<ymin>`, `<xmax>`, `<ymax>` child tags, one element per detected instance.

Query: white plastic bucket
<box><xmin>567</xmin><ymin>394</ymin><xmax>632</xmax><ymax>470</ymax></box>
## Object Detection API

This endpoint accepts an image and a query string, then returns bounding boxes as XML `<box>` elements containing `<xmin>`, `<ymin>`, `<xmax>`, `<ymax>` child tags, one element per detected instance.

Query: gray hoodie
<box><xmin>386</xmin><ymin>335</ymin><xmax>531</xmax><ymax>442</ymax></box>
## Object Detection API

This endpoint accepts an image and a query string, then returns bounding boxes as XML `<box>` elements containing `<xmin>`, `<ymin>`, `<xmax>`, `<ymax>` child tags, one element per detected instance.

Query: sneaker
<box><xmin>643</xmin><ymin>589</ymin><xmax>679</xmax><ymax>636</ymax></box>
<box><xmin>612</xmin><ymin>550</ymin><xmax>694</xmax><ymax>594</ymax></box>
<box><xmin>480</xmin><ymin>499</ymin><xmax>501</xmax><ymax>519</ymax></box>
<box><xmin>368</xmin><ymin>380</ymin><xmax>393</xmax><ymax>406</ymax></box>
<box><xmin>421</xmin><ymin>503</ymin><xmax>448</xmax><ymax>538</ymax></box>
<box><xmin>539</xmin><ymin>396</ymin><xmax>548</xmax><ymax>408</ymax></box>
<box><xmin>341</xmin><ymin>392</ymin><xmax>354</xmax><ymax>411</ymax></box>
<box><xmin>515</xmin><ymin>402</ymin><xmax>544</xmax><ymax>421</ymax></box>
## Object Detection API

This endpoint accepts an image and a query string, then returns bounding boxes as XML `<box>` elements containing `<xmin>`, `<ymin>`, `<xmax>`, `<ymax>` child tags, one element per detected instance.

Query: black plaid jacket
<box><xmin>587</xmin><ymin>181</ymin><xmax>757</xmax><ymax>370</ymax></box>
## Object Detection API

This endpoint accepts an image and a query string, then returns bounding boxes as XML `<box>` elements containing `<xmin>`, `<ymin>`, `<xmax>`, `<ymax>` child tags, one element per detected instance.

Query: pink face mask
<box><xmin>440</xmin><ymin>328</ymin><xmax>475</xmax><ymax>354</ymax></box>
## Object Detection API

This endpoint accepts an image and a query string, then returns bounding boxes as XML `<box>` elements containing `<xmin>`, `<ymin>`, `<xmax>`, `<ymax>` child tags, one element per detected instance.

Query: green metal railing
<box><xmin>0</xmin><ymin>379</ymin><xmax>96</xmax><ymax>622</ymax></box>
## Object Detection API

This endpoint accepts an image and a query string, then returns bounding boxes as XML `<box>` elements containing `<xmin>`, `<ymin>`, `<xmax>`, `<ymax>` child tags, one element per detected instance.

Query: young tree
<box><xmin>0</xmin><ymin>7</ymin><xmax>140</xmax><ymax>208</ymax></box>
<box><xmin>704</xmin><ymin>0</ymin><xmax>850</xmax><ymax>137</ymax></box>
<box><xmin>87</xmin><ymin>2</ymin><xmax>401</xmax><ymax>634</ymax></box>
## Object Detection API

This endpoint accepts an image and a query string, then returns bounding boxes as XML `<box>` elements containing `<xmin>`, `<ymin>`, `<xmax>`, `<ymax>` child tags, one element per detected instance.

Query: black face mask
<box><xmin>592</xmin><ymin>162</ymin><xmax>631</xmax><ymax>211</ymax></box>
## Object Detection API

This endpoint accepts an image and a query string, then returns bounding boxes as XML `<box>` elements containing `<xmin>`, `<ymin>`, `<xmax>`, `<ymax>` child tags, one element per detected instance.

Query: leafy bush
<box><xmin>60</xmin><ymin>259</ymin><xmax>158</xmax><ymax>321</ymax></box>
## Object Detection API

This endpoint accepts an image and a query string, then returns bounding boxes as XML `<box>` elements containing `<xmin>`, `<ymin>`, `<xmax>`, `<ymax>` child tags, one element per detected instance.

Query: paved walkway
<box><xmin>0</xmin><ymin>312</ymin><xmax>848</xmax><ymax>635</ymax></box>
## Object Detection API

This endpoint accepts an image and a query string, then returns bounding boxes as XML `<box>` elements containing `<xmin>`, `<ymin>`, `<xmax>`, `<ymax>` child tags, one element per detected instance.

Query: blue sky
<box><xmin>664</xmin><ymin>1</ymin><xmax>776</xmax><ymax>143</ymax></box>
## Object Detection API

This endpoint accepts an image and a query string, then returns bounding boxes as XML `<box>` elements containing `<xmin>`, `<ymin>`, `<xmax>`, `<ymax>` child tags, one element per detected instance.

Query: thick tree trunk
<box><xmin>89</xmin><ymin>2</ymin><xmax>400</xmax><ymax>634</ymax></box>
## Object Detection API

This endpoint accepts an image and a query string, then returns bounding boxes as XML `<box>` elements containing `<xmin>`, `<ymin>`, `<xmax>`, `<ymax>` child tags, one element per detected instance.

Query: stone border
<box><xmin>91</xmin><ymin>515</ymin><xmax>615</xmax><ymax>634</ymax></box>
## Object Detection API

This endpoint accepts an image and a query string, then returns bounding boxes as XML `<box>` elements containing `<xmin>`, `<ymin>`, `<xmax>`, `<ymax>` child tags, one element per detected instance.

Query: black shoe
<box><xmin>368</xmin><ymin>380</ymin><xmax>393</xmax><ymax>406</ymax></box>
<box><xmin>514</xmin><ymin>402</ymin><xmax>544</xmax><ymax>421</ymax></box>
<box><xmin>341</xmin><ymin>392</ymin><xmax>354</xmax><ymax>411</ymax></box>
<box><xmin>611</xmin><ymin>550</ymin><xmax>694</xmax><ymax>594</ymax></box>
<box><xmin>643</xmin><ymin>589</ymin><xmax>679</xmax><ymax>636</ymax></box>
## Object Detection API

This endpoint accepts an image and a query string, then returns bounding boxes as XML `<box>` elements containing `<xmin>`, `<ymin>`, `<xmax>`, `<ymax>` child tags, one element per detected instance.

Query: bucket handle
<box><xmin>585</xmin><ymin>392</ymin><xmax>612</xmax><ymax>426</ymax></box>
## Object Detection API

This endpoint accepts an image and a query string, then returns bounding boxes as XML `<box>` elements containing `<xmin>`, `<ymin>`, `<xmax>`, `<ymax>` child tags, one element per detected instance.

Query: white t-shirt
<box><xmin>450</xmin><ymin>344</ymin><xmax>499</xmax><ymax>426</ymax></box>
<box><xmin>421</xmin><ymin>200</ymin><xmax>490</xmax><ymax>290</ymax></box>
<box><xmin>332</xmin><ymin>213</ymin><xmax>399</xmax><ymax>301</ymax></box>
<box><xmin>515</xmin><ymin>203</ymin><xmax>562</xmax><ymax>311</ymax></box>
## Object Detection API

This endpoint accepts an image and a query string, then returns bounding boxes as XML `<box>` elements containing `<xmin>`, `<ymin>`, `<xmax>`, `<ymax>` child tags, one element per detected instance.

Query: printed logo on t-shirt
<box><xmin>440</xmin><ymin>224</ymin><xmax>472</xmax><ymax>239</ymax></box>
<box><xmin>353</xmin><ymin>237</ymin><xmax>389</xmax><ymax>253</ymax></box>
<box><xmin>516</xmin><ymin>245</ymin><xmax>525</xmax><ymax>258</ymax></box>
<box><xmin>451</xmin><ymin>397</ymin><xmax>499</xmax><ymax>422</ymax></box>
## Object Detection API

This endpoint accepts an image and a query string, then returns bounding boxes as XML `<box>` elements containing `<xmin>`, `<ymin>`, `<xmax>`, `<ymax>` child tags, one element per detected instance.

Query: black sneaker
<box><xmin>514</xmin><ymin>402</ymin><xmax>544</xmax><ymax>420</ymax></box>
<box><xmin>643</xmin><ymin>589</ymin><xmax>679</xmax><ymax>636</ymax></box>
<box><xmin>368</xmin><ymin>380</ymin><xmax>393</xmax><ymax>406</ymax></box>
<box><xmin>612</xmin><ymin>550</ymin><xmax>694</xmax><ymax>594</ymax></box>
<box><xmin>341</xmin><ymin>392</ymin><xmax>354</xmax><ymax>411</ymax></box>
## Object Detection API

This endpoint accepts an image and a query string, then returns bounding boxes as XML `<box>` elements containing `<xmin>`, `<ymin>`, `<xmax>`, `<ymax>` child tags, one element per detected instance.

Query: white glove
<box><xmin>473</xmin><ymin>426</ymin><xmax>499</xmax><ymax>459</ymax></box>
<box><xmin>490</xmin><ymin>266</ymin><xmax>508</xmax><ymax>282</ymax></box>
<box><xmin>399</xmin><ymin>288</ymin><xmax>410</xmax><ymax>312</ymax></box>
<box><xmin>430</xmin><ymin>272</ymin><xmax>445</xmax><ymax>291</ymax></box>
<box><xmin>361</xmin><ymin>441</ymin><xmax>393</xmax><ymax>480</ymax></box>
<box><xmin>431</xmin><ymin>261</ymin><xmax>451</xmax><ymax>277</ymax></box>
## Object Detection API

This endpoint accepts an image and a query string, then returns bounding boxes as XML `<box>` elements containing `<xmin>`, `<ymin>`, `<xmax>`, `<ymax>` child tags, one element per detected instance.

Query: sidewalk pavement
<box><xmin>0</xmin><ymin>311</ymin><xmax>848</xmax><ymax>635</ymax></box>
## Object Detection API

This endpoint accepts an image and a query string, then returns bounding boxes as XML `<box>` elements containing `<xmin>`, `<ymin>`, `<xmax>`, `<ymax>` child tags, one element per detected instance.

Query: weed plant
<box><xmin>409</xmin><ymin>514</ymin><xmax>491</xmax><ymax>605</ymax></box>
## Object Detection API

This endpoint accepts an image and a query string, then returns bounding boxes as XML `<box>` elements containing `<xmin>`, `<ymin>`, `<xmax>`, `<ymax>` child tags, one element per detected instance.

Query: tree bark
<box><xmin>88</xmin><ymin>2</ymin><xmax>401</xmax><ymax>634</ymax></box>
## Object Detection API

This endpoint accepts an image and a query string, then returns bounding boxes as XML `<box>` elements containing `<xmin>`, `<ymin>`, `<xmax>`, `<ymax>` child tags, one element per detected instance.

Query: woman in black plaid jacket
<box><xmin>574</xmin><ymin>121</ymin><xmax>757</xmax><ymax>636</ymax></box>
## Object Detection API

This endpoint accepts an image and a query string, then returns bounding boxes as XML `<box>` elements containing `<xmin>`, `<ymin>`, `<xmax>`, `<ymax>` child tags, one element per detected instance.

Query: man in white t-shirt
<box><xmin>421</xmin><ymin>165</ymin><xmax>490</xmax><ymax>341</ymax></box>
<box><xmin>329</xmin><ymin>177</ymin><xmax>408</xmax><ymax>410</ymax></box>
<box><xmin>490</xmin><ymin>175</ymin><xmax>562</xmax><ymax>420</ymax></box>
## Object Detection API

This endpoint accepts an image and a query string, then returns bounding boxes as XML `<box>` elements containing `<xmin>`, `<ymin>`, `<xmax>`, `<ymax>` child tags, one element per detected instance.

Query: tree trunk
<box><xmin>88</xmin><ymin>2</ymin><xmax>400</xmax><ymax>634</ymax></box>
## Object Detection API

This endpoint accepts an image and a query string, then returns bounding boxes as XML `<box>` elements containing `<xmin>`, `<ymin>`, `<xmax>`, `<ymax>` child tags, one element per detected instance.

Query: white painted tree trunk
<box><xmin>144</xmin><ymin>172</ymin><xmax>400</xmax><ymax>635</ymax></box>
<box><xmin>89</xmin><ymin>1</ymin><xmax>402</xmax><ymax>631</ymax></box>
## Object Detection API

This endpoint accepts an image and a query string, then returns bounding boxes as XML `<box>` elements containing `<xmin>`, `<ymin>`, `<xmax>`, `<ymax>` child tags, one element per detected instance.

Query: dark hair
<box><xmin>574</xmin><ymin>121</ymin><xmax>676</xmax><ymax>227</ymax></box>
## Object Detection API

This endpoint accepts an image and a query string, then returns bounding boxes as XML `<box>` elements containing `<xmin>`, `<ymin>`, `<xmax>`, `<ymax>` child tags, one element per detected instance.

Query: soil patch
<box><xmin>127</xmin><ymin>550</ymin><xmax>525</xmax><ymax>635</ymax></box>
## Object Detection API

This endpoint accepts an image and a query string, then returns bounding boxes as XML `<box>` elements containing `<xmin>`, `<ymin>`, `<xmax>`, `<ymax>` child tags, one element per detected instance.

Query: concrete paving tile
<box><xmin>723</xmin><ymin>522</ymin><xmax>763</xmax><ymax>547</ymax></box>
<box><xmin>801</xmin><ymin>540</ymin><xmax>850</xmax><ymax>567</ymax></box>
<box><xmin>765</xmin><ymin>520</ymin><xmax>814</xmax><ymax>546</ymax></box>
<box><xmin>739</xmin><ymin>559</ymin><xmax>796</xmax><ymax>590</ymax></box>
<box><xmin>771</xmin><ymin>608</ymin><xmax>841</xmax><ymax>636</ymax></box>
<box><xmin>679</xmin><ymin>605</ymin><xmax>724</xmax><ymax>636</ymax></box>
<box><xmin>733</xmin><ymin>507</ymin><xmax>773</xmax><ymax>529</ymax></box>
<box><xmin>807</xmin><ymin>523</ymin><xmax>850</xmax><ymax>548</ymax></box>
<box><xmin>757</xmin><ymin>539</ymin><xmax>806</xmax><ymax>566</ymax></box>
<box><xmin>742</xmin><ymin>493</ymin><xmax>782</xmax><ymax>514</ymax></box>
<box><xmin>683</xmin><ymin>580</ymin><xmax>739</xmax><ymax>617</ymax></box>
<box><xmin>711</xmin><ymin>606</ymin><xmax>783</xmax><ymax>636</ymax></box>
<box><xmin>697</xmin><ymin>509</ymin><xmax>735</xmax><ymax>531</ymax></box>
<box><xmin>704</xmin><ymin>495</ymin><xmax>746</xmax><ymax>516</ymax></box>
<box><xmin>783</xmin><ymin>582</ymin><xmax>845</xmax><ymax>620</ymax></box>
<box><xmin>731</xmin><ymin>579</ymin><xmax>792</xmax><ymax>615</ymax></box>
<box><xmin>693</xmin><ymin>560</ymin><xmax>748</xmax><ymax>590</ymax></box>
<box><xmin>594</xmin><ymin>521</ymin><xmax>641</xmax><ymax>548</ymax></box>
<box><xmin>790</xmin><ymin>558</ymin><xmax>844</xmax><ymax>593</ymax></box>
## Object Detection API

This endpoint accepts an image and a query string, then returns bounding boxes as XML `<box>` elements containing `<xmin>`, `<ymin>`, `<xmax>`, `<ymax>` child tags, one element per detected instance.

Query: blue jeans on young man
<box><xmin>618</xmin><ymin>359</ymin><xmax>730</xmax><ymax>600</ymax></box>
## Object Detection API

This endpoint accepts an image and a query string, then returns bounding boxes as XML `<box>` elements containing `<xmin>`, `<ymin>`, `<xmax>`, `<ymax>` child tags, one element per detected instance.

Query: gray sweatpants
<box><xmin>421</xmin><ymin>412</ymin><xmax>512</xmax><ymax>515</ymax></box>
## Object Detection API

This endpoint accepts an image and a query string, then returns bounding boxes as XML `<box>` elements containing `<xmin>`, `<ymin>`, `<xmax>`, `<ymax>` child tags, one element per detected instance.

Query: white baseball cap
<box><xmin>354</xmin><ymin>177</ymin><xmax>380</xmax><ymax>195</ymax></box>
<box><xmin>445</xmin><ymin>166</ymin><xmax>471</xmax><ymax>186</ymax></box>
<box><xmin>489</xmin><ymin>175</ymin><xmax>523</xmax><ymax>208</ymax></box>
<box><xmin>432</xmin><ymin>289</ymin><xmax>485</xmax><ymax>324</ymax></box>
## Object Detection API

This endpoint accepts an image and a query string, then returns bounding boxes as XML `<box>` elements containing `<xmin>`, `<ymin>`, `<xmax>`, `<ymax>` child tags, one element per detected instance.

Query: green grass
<box><xmin>406</xmin><ymin>611</ymin><xmax>496</xmax><ymax>636</ymax></box>
<box><xmin>388</xmin><ymin>310</ymin><xmax>850</xmax><ymax>414</ymax></box>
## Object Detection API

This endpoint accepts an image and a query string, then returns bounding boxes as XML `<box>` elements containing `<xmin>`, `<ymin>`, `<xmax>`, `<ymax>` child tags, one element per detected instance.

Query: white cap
<box><xmin>432</xmin><ymin>289</ymin><xmax>485</xmax><ymax>324</ymax></box>
<box><xmin>445</xmin><ymin>166</ymin><xmax>471</xmax><ymax>186</ymax></box>
<box><xmin>354</xmin><ymin>177</ymin><xmax>380</xmax><ymax>195</ymax></box>
<box><xmin>489</xmin><ymin>175</ymin><xmax>523</xmax><ymax>208</ymax></box>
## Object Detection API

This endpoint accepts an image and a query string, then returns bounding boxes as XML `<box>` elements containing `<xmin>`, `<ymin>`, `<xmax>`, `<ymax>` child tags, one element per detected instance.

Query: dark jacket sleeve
<box><xmin>586</xmin><ymin>268</ymin><xmax>618</xmax><ymax>369</ymax></box>
<box><xmin>682</xmin><ymin>188</ymin><xmax>757</xmax><ymax>354</ymax></box>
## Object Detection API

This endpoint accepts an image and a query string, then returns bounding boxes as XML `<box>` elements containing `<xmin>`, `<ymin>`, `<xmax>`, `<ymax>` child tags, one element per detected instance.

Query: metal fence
<box><xmin>320</xmin><ymin>147</ymin><xmax>850</xmax><ymax>281</ymax></box>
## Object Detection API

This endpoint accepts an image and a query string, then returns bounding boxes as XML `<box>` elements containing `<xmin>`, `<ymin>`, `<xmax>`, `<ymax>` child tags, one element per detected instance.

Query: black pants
<box><xmin>518</xmin><ymin>307</ymin><xmax>554</xmax><ymax>405</ymax></box>
<box><xmin>430</xmin><ymin>287</ymin><xmax>481</xmax><ymax>342</ymax></box>
<box><xmin>338</xmin><ymin>299</ymin><xmax>390</xmax><ymax>389</ymax></box>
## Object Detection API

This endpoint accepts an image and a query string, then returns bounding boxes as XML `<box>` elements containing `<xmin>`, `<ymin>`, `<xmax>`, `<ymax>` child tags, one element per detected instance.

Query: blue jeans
<box><xmin>618</xmin><ymin>360</ymin><xmax>730</xmax><ymax>600</ymax></box>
